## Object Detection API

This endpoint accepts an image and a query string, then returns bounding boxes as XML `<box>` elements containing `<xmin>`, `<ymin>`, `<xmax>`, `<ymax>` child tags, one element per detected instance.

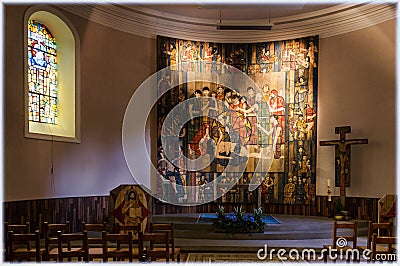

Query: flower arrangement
<box><xmin>213</xmin><ymin>206</ymin><xmax>265</xmax><ymax>234</ymax></box>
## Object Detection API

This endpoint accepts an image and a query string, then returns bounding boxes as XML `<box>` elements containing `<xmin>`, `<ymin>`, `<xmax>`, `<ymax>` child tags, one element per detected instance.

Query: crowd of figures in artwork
<box><xmin>155</xmin><ymin>36</ymin><xmax>318</xmax><ymax>205</ymax></box>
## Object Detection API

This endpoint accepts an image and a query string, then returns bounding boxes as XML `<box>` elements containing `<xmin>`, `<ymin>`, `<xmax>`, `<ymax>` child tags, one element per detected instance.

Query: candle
<box><xmin>327</xmin><ymin>179</ymin><xmax>330</xmax><ymax>187</ymax></box>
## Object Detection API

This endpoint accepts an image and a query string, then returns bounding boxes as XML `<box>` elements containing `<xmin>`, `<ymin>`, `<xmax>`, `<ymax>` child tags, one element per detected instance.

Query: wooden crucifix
<box><xmin>320</xmin><ymin>126</ymin><xmax>368</xmax><ymax>206</ymax></box>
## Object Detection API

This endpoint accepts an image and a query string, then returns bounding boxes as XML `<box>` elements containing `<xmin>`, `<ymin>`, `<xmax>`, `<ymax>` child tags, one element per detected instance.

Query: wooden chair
<box><xmin>8</xmin><ymin>230</ymin><xmax>45</xmax><ymax>262</ymax></box>
<box><xmin>140</xmin><ymin>232</ymin><xmax>170</xmax><ymax>263</ymax></box>
<box><xmin>57</xmin><ymin>230</ymin><xmax>89</xmax><ymax>262</ymax></box>
<box><xmin>102</xmin><ymin>231</ymin><xmax>133</xmax><ymax>262</ymax></box>
<box><xmin>323</xmin><ymin>220</ymin><xmax>358</xmax><ymax>262</ymax></box>
<box><xmin>116</xmin><ymin>223</ymin><xmax>142</xmax><ymax>260</ymax></box>
<box><xmin>81</xmin><ymin>221</ymin><xmax>107</xmax><ymax>260</ymax></box>
<box><xmin>150</xmin><ymin>222</ymin><xmax>181</xmax><ymax>262</ymax></box>
<box><xmin>357</xmin><ymin>221</ymin><xmax>392</xmax><ymax>256</ymax></box>
<box><xmin>370</xmin><ymin>233</ymin><xmax>396</xmax><ymax>262</ymax></box>
<box><xmin>4</xmin><ymin>222</ymin><xmax>30</xmax><ymax>261</ymax></box>
<box><xmin>44</xmin><ymin>221</ymin><xmax>80</xmax><ymax>261</ymax></box>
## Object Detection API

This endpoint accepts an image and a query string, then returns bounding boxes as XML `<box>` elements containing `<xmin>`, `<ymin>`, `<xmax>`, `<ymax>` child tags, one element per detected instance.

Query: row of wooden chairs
<box><xmin>4</xmin><ymin>221</ymin><xmax>180</xmax><ymax>263</ymax></box>
<box><xmin>84</xmin><ymin>222</ymin><xmax>180</xmax><ymax>262</ymax></box>
<box><xmin>6</xmin><ymin>229</ymin><xmax>88</xmax><ymax>262</ymax></box>
<box><xmin>323</xmin><ymin>220</ymin><xmax>396</xmax><ymax>262</ymax></box>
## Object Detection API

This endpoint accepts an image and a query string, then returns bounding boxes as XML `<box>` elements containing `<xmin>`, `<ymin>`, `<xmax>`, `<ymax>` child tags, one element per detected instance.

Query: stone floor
<box><xmin>8</xmin><ymin>215</ymin><xmax>389</xmax><ymax>264</ymax></box>
<box><xmin>153</xmin><ymin>214</ymin><xmax>369</xmax><ymax>253</ymax></box>
<box><xmin>148</xmin><ymin>213</ymin><xmax>388</xmax><ymax>263</ymax></box>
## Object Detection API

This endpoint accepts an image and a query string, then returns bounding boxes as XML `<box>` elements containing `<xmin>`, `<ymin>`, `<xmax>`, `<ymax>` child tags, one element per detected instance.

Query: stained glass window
<box><xmin>27</xmin><ymin>20</ymin><xmax>58</xmax><ymax>124</ymax></box>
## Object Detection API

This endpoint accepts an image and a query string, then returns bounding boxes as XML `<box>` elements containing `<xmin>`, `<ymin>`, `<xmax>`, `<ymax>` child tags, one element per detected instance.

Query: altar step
<box><xmin>152</xmin><ymin>214</ymin><xmax>368</xmax><ymax>240</ymax></box>
<box><xmin>175</xmin><ymin>236</ymin><xmax>370</xmax><ymax>253</ymax></box>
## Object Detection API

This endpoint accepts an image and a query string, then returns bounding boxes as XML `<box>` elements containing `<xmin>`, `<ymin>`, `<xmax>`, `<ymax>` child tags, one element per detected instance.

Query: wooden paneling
<box><xmin>3</xmin><ymin>196</ymin><xmax>109</xmax><ymax>233</ymax></box>
<box><xmin>3</xmin><ymin>195</ymin><xmax>379</xmax><ymax>234</ymax></box>
<box><xmin>152</xmin><ymin>196</ymin><xmax>379</xmax><ymax>221</ymax></box>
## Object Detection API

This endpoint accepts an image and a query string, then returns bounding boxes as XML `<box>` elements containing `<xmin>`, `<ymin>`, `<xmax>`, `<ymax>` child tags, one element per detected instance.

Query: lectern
<box><xmin>109</xmin><ymin>185</ymin><xmax>152</xmax><ymax>232</ymax></box>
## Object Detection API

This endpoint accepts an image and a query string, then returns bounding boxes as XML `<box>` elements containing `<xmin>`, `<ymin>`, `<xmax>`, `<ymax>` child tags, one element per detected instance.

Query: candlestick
<box><xmin>327</xmin><ymin>186</ymin><xmax>332</xmax><ymax>202</ymax></box>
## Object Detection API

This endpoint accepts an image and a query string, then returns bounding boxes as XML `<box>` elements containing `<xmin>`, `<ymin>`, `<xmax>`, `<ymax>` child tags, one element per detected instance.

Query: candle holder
<box><xmin>327</xmin><ymin>185</ymin><xmax>332</xmax><ymax>202</ymax></box>
<box><xmin>327</xmin><ymin>185</ymin><xmax>332</xmax><ymax>217</ymax></box>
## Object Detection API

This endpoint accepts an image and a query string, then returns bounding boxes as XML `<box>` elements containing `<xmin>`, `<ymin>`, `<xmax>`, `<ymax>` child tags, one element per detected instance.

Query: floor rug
<box><xmin>186</xmin><ymin>253</ymin><xmax>312</xmax><ymax>263</ymax></box>
<box><xmin>198</xmin><ymin>214</ymin><xmax>281</xmax><ymax>224</ymax></box>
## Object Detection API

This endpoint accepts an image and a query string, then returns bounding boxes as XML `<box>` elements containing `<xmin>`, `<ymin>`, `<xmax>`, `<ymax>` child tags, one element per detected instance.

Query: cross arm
<box><xmin>319</xmin><ymin>140</ymin><xmax>339</xmax><ymax>146</ymax></box>
<box><xmin>345</xmin><ymin>139</ymin><xmax>368</xmax><ymax>145</ymax></box>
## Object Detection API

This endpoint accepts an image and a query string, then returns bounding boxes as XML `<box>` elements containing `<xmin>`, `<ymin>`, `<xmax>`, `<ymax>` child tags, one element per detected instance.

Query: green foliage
<box><xmin>213</xmin><ymin>206</ymin><xmax>265</xmax><ymax>234</ymax></box>
<box><xmin>335</xmin><ymin>199</ymin><xmax>343</xmax><ymax>214</ymax></box>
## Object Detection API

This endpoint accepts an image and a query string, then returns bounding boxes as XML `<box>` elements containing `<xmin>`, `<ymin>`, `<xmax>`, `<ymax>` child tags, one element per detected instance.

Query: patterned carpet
<box><xmin>186</xmin><ymin>253</ymin><xmax>265</xmax><ymax>263</ymax></box>
<box><xmin>185</xmin><ymin>253</ymin><xmax>314</xmax><ymax>263</ymax></box>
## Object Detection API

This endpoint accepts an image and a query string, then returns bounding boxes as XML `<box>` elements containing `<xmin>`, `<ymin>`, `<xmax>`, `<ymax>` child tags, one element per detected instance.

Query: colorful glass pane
<box><xmin>27</xmin><ymin>20</ymin><xmax>58</xmax><ymax>124</ymax></box>
<box><xmin>29</xmin><ymin>93</ymin><xmax>40</xmax><ymax>122</ymax></box>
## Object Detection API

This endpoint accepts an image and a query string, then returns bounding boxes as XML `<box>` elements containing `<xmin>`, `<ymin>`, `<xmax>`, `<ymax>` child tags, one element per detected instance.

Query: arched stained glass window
<box><xmin>27</xmin><ymin>20</ymin><xmax>58</xmax><ymax>124</ymax></box>
<box><xmin>25</xmin><ymin>8</ymin><xmax>80</xmax><ymax>143</ymax></box>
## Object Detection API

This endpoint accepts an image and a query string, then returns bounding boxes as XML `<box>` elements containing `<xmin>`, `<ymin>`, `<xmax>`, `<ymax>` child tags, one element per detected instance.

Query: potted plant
<box><xmin>213</xmin><ymin>206</ymin><xmax>265</xmax><ymax>234</ymax></box>
<box><xmin>334</xmin><ymin>199</ymin><xmax>344</xmax><ymax>220</ymax></box>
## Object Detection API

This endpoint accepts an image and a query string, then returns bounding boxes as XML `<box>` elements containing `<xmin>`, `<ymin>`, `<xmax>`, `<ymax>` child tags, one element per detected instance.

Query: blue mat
<box><xmin>198</xmin><ymin>213</ymin><xmax>280</xmax><ymax>224</ymax></box>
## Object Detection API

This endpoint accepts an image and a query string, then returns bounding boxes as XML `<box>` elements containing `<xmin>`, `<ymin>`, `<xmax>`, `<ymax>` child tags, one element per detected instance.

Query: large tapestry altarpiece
<box><xmin>156</xmin><ymin>35</ymin><xmax>318</xmax><ymax>206</ymax></box>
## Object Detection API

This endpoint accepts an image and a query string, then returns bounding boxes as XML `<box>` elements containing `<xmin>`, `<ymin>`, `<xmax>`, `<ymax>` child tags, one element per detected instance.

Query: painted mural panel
<box><xmin>109</xmin><ymin>185</ymin><xmax>152</xmax><ymax>233</ymax></box>
<box><xmin>157</xmin><ymin>36</ymin><xmax>318</xmax><ymax>205</ymax></box>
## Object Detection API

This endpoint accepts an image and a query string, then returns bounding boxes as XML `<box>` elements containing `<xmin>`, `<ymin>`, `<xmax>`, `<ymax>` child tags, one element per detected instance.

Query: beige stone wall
<box><xmin>317</xmin><ymin>19</ymin><xmax>396</xmax><ymax>197</ymax></box>
<box><xmin>4</xmin><ymin>5</ymin><xmax>156</xmax><ymax>200</ymax></box>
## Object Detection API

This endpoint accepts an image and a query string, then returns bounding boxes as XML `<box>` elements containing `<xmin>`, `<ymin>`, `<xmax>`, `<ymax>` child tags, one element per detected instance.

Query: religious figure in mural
<box><xmin>122</xmin><ymin>189</ymin><xmax>142</xmax><ymax>225</ymax></box>
<box><xmin>304</xmin><ymin>177</ymin><xmax>316</xmax><ymax>205</ymax></box>
<box><xmin>110</xmin><ymin>185</ymin><xmax>151</xmax><ymax>233</ymax></box>
<box><xmin>284</xmin><ymin>177</ymin><xmax>295</xmax><ymax>204</ymax></box>
<box><xmin>156</xmin><ymin>35</ymin><xmax>318</xmax><ymax>205</ymax></box>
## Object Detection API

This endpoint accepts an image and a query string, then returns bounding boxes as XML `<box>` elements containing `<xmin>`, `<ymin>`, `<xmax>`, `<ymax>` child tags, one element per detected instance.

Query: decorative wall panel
<box><xmin>108</xmin><ymin>185</ymin><xmax>152</xmax><ymax>232</ymax></box>
<box><xmin>156</xmin><ymin>36</ymin><xmax>318</xmax><ymax>205</ymax></box>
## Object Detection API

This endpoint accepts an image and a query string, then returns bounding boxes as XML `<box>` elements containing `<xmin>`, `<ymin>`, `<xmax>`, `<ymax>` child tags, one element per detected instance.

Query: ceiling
<box><xmin>141</xmin><ymin>4</ymin><xmax>339</xmax><ymax>21</ymax></box>
<box><xmin>59</xmin><ymin>2</ymin><xmax>396</xmax><ymax>42</ymax></box>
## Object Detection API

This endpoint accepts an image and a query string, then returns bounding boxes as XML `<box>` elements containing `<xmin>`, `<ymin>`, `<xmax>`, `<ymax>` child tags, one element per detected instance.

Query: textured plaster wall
<box><xmin>4</xmin><ymin>5</ymin><xmax>396</xmax><ymax>201</ymax></box>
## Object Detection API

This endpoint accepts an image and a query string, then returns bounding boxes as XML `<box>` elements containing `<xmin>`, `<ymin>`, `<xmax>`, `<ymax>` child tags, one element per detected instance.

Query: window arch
<box><xmin>24</xmin><ymin>7</ymin><xmax>80</xmax><ymax>142</ymax></box>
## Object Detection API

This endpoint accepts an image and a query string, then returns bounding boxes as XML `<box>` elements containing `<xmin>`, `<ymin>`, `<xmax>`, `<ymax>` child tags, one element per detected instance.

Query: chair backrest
<box><xmin>57</xmin><ymin>230</ymin><xmax>88</xmax><ymax>262</ymax></box>
<box><xmin>81</xmin><ymin>222</ymin><xmax>107</xmax><ymax>244</ymax></box>
<box><xmin>332</xmin><ymin>220</ymin><xmax>358</xmax><ymax>248</ymax></box>
<box><xmin>44</xmin><ymin>221</ymin><xmax>71</xmax><ymax>233</ymax></box>
<box><xmin>102</xmin><ymin>231</ymin><xmax>133</xmax><ymax>262</ymax></box>
<box><xmin>141</xmin><ymin>232</ymin><xmax>169</xmax><ymax>262</ymax></box>
<box><xmin>8</xmin><ymin>230</ymin><xmax>42</xmax><ymax>262</ymax></box>
<box><xmin>4</xmin><ymin>222</ymin><xmax>31</xmax><ymax>260</ymax></box>
<box><xmin>150</xmin><ymin>223</ymin><xmax>174</xmax><ymax>236</ymax></box>
<box><xmin>366</xmin><ymin>221</ymin><xmax>393</xmax><ymax>249</ymax></box>
<box><xmin>371</xmin><ymin>233</ymin><xmax>396</xmax><ymax>259</ymax></box>
<box><xmin>44</xmin><ymin>221</ymin><xmax>71</xmax><ymax>256</ymax></box>
<box><xmin>5</xmin><ymin>222</ymin><xmax>30</xmax><ymax>234</ymax></box>
<box><xmin>150</xmin><ymin>222</ymin><xmax>175</xmax><ymax>252</ymax></box>
<box><xmin>44</xmin><ymin>222</ymin><xmax>71</xmax><ymax>242</ymax></box>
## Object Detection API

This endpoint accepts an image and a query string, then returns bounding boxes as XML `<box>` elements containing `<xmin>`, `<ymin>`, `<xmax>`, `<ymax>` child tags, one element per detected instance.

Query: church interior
<box><xmin>2</xmin><ymin>1</ymin><xmax>398</xmax><ymax>263</ymax></box>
